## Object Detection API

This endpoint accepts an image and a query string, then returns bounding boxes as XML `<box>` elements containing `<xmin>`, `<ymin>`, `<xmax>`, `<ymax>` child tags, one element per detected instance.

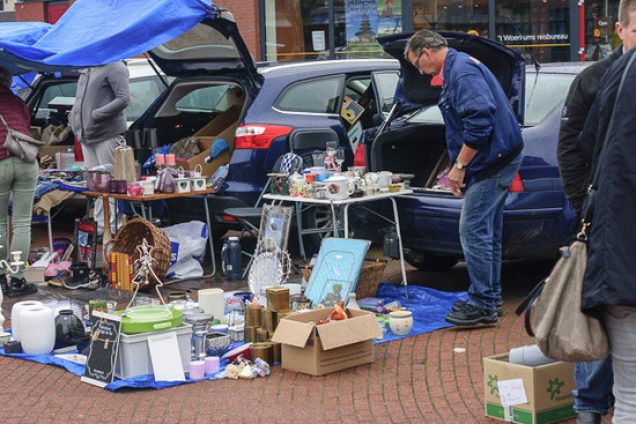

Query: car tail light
<box><xmin>235</xmin><ymin>124</ymin><xmax>293</xmax><ymax>149</ymax></box>
<box><xmin>221</xmin><ymin>215</ymin><xmax>239</xmax><ymax>222</ymax></box>
<box><xmin>353</xmin><ymin>143</ymin><xmax>366</xmax><ymax>167</ymax></box>
<box><xmin>509</xmin><ymin>171</ymin><xmax>525</xmax><ymax>192</ymax></box>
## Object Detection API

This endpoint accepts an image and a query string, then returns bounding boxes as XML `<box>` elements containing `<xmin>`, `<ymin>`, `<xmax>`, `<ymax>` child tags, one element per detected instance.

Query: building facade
<box><xmin>260</xmin><ymin>0</ymin><xmax>623</xmax><ymax>63</ymax></box>
<box><xmin>12</xmin><ymin>0</ymin><xmax>623</xmax><ymax>63</ymax></box>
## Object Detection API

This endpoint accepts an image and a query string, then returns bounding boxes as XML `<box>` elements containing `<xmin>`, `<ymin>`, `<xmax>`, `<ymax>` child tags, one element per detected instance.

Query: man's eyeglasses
<box><xmin>414</xmin><ymin>50</ymin><xmax>425</xmax><ymax>71</ymax></box>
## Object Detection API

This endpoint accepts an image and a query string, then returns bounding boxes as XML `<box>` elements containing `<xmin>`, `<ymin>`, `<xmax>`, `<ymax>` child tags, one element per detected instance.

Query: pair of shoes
<box><xmin>6</xmin><ymin>276</ymin><xmax>38</xmax><ymax>298</ymax></box>
<box><xmin>0</xmin><ymin>274</ymin><xmax>7</xmax><ymax>295</ymax></box>
<box><xmin>445</xmin><ymin>303</ymin><xmax>498</xmax><ymax>326</ymax></box>
<box><xmin>575</xmin><ymin>411</ymin><xmax>602</xmax><ymax>424</ymax></box>
<box><xmin>453</xmin><ymin>300</ymin><xmax>503</xmax><ymax>317</ymax></box>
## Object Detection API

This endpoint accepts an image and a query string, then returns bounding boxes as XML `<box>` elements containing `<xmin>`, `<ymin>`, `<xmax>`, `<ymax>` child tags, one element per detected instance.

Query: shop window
<box><xmin>584</xmin><ymin>0</ymin><xmax>619</xmax><ymax>61</ymax></box>
<box><xmin>495</xmin><ymin>0</ymin><xmax>570</xmax><ymax>63</ymax></box>
<box><xmin>333</xmin><ymin>0</ymin><xmax>402</xmax><ymax>59</ymax></box>
<box><xmin>413</xmin><ymin>0</ymin><xmax>489</xmax><ymax>37</ymax></box>
<box><xmin>274</xmin><ymin>76</ymin><xmax>343</xmax><ymax>113</ymax></box>
<box><xmin>264</xmin><ymin>0</ymin><xmax>330</xmax><ymax>62</ymax></box>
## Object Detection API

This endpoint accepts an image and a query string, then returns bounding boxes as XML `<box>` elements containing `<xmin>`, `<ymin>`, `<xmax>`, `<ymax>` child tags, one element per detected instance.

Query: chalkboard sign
<box><xmin>81</xmin><ymin>311</ymin><xmax>122</xmax><ymax>388</ymax></box>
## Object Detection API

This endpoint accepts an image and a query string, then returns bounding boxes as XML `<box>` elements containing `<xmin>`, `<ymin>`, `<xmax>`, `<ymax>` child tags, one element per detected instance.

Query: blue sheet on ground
<box><xmin>0</xmin><ymin>284</ymin><xmax>467</xmax><ymax>389</ymax></box>
<box><xmin>375</xmin><ymin>283</ymin><xmax>467</xmax><ymax>343</ymax></box>
<box><xmin>0</xmin><ymin>0</ymin><xmax>214</xmax><ymax>74</ymax></box>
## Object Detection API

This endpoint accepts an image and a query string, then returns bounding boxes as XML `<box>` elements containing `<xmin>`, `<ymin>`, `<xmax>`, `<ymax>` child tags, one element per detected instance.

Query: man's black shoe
<box><xmin>0</xmin><ymin>274</ymin><xmax>8</xmax><ymax>295</ymax></box>
<box><xmin>445</xmin><ymin>303</ymin><xmax>498</xmax><ymax>326</ymax></box>
<box><xmin>63</xmin><ymin>277</ymin><xmax>92</xmax><ymax>290</ymax></box>
<box><xmin>6</xmin><ymin>276</ymin><xmax>38</xmax><ymax>298</ymax></box>
<box><xmin>453</xmin><ymin>300</ymin><xmax>503</xmax><ymax>317</ymax></box>
<box><xmin>575</xmin><ymin>411</ymin><xmax>602</xmax><ymax>424</ymax></box>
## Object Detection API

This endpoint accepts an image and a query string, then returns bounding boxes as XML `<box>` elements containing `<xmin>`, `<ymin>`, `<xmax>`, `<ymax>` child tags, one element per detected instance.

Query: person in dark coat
<box><xmin>558</xmin><ymin>2</ymin><xmax>636</xmax><ymax>421</ymax></box>
<box><xmin>579</xmin><ymin>46</ymin><xmax>636</xmax><ymax>424</ymax></box>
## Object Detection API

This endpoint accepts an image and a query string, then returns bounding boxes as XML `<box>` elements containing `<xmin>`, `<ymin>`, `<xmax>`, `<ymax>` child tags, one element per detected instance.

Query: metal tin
<box><xmin>250</xmin><ymin>342</ymin><xmax>274</xmax><ymax>364</ymax></box>
<box><xmin>266</xmin><ymin>286</ymin><xmax>290</xmax><ymax>312</ymax></box>
<box><xmin>272</xmin><ymin>342</ymin><xmax>282</xmax><ymax>363</ymax></box>
<box><xmin>262</xmin><ymin>309</ymin><xmax>276</xmax><ymax>333</ymax></box>
<box><xmin>167</xmin><ymin>292</ymin><xmax>187</xmax><ymax>303</ymax></box>
<box><xmin>256</xmin><ymin>328</ymin><xmax>269</xmax><ymax>342</ymax></box>
<box><xmin>245</xmin><ymin>303</ymin><xmax>262</xmax><ymax>327</ymax></box>
<box><xmin>244</xmin><ymin>326</ymin><xmax>258</xmax><ymax>343</ymax></box>
<box><xmin>292</xmin><ymin>295</ymin><xmax>312</xmax><ymax>311</ymax></box>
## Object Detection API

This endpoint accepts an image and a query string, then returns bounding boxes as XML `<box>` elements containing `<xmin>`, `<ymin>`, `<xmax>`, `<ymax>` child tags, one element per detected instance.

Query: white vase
<box><xmin>388</xmin><ymin>310</ymin><xmax>414</xmax><ymax>336</ymax></box>
<box><xmin>198</xmin><ymin>288</ymin><xmax>225</xmax><ymax>322</ymax></box>
<box><xmin>19</xmin><ymin>305</ymin><xmax>55</xmax><ymax>355</ymax></box>
<box><xmin>10</xmin><ymin>300</ymin><xmax>44</xmax><ymax>341</ymax></box>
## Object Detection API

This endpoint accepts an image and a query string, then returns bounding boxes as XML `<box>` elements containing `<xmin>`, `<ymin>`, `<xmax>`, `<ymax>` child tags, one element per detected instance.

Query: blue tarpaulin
<box><xmin>0</xmin><ymin>284</ymin><xmax>467</xmax><ymax>390</ymax></box>
<box><xmin>0</xmin><ymin>0</ymin><xmax>215</xmax><ymax>75</ymax></box>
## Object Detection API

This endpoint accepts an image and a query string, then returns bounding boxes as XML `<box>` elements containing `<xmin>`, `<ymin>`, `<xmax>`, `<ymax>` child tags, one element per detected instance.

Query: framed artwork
<box><xmin>258</xmin><ymin>205</ymin><xmax>293</xmax><ymax>253</ymax></box>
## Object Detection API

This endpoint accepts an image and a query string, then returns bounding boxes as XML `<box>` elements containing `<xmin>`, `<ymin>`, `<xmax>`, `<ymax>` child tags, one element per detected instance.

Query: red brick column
<box><xmin>15</xmin><ymin>0</ymin><xmax>46</xmax><ymax>22</ymax></box>
<box><xmin>215</xmin><ymin>0</ymin><xmax>261</xmax><ymax>61</ymax></box>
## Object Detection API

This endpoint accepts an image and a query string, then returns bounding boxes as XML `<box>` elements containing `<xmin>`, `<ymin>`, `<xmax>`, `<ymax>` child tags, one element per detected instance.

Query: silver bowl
<box><xmin>206</xmin><ymin>331</ymin><xmax>231</xmax><ymax>356</ymax></box>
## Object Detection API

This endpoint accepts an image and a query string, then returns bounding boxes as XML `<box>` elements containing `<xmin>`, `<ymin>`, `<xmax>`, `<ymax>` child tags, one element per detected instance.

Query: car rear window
<box><xmin>524</xmin><ymin>72</ymin><xmax>576</xmax><ymax>127</ymax></box>
<box><xmin>274</xmin><ymin>76</ymin><xmax>342</xmax><ymax>114</ymax></box>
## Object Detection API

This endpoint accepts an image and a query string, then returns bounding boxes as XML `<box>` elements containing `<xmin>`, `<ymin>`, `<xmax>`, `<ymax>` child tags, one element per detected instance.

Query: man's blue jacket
<box><xmin>439</xmin><ymin>48</ymin><xmax>523</xmax><ymax>183</ymax></box>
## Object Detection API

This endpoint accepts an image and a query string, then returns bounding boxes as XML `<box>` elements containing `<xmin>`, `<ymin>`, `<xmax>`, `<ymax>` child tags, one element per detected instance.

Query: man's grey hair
<box><xmin>0</xmin><ymin>67</ymin><xmax>11</xmax><ymax>90</ymax></box>
<box><xmin>404</xmin><ymin>30</ymin><xmax>448</xmax><ymax>59</ymax></box>
<box><xmin>619</xmin><ymin>0</ymin><xmax>636</xmax><ymax>27</ymax></box>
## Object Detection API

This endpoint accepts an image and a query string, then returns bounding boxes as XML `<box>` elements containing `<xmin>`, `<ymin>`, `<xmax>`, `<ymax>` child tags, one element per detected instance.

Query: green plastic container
<box><xmin>115</xmin><ymin>305</ymin><xmax>184</xmax><ymax>334</ymax></box>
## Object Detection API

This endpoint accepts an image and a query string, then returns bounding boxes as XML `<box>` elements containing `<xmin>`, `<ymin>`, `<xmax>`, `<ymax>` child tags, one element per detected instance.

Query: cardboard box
<box><xmin>174</xmin><ymin>105</ymin><xmax>239</xmax><ymax>177</ymax></box>
<box><xmin>271</xmin><ymin>307</ymin><xmax>381</xmax><ymax>376</ymax></box>
<box><xmin>483</xmin><ymin>353</ymin><xmax>575</xmax><ymax>424</ymax></box>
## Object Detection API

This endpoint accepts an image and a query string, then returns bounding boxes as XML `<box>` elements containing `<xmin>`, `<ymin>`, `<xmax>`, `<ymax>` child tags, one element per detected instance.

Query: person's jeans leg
<box><xmin>9</xmin><ymin>158</ymin><xmax>38</xmax><ymax>278</ymax></box>
<box><xmin>91</xmin><ymin>137</ymin><xmax>119</xmax><ymax>233</ymax></box>
<box><xmin>605</xmin><ymin>307</ymin><xmax>636</xmax><ymax>423</ymax></box>
<box><xmin>460</xmin><ymin>156</ymin><xmax>520</xmax><ymax>311</ymax></box>
<box><xmin>573</xmin><ymin>359</ymin><xmax>613</xmax><ymax>415</ymax></box>
<box><xmin>0</xmin><ymin>158</ymin><xmax>13</xmax><ymax>274</ymax></box>
<box><xmin>491</xmin><ymin>155</ymin><xmax>522</xmax><ymax>306</ymax></box>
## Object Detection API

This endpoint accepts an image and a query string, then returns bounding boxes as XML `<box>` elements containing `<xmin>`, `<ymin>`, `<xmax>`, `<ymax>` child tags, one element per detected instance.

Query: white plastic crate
<box><xmin>115</xmin><ymin>324</ymin><xmax>192</xmax><ymax>380</ymax></box>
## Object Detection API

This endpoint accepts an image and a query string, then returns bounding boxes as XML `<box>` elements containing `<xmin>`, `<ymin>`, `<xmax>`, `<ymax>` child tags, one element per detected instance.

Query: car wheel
<box><xmin>404</xmin><ymin>249</ymin><xmax>458</xmax><ymax>271</ymax></box>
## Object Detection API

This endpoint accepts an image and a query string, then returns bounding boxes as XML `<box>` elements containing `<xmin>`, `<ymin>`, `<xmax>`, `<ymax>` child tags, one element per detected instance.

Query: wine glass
<box><xmin>334</xmin><ymin>148</ymin><xmax>345</xmax><ymax>173</ymax></box>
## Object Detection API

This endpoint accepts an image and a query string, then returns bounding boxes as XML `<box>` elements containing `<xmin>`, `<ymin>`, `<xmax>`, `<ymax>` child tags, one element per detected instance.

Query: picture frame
<box><xmin>257</xmin><ymin>204</ymin><xmax>293</xmax><ymax>253</ymax></box>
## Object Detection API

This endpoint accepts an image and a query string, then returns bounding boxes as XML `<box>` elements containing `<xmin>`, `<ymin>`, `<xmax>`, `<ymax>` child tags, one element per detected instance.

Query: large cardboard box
<box><xmin>271</xmin><ymin>308</ymin><xmax>381</xmax><ymax>376</ymax></box>
<box><xmin>483</xmin><ymin>353</ymin><xmax>575</xmax><ymax>424</ymax></box>
<box><xmin>174</xmin><ymin>105</ymin><xmax>239</xmax><ymax>177</ymax></box>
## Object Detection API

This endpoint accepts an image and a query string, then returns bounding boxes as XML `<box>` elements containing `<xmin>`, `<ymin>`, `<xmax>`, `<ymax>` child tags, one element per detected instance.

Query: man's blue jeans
<box><xmin>574</xmin><ymin>358</ymin><xmax>613</xmax><ymax>414</ymax></box>
<box><xmin>459</xmin><ymin>154</ymin><xmax>522</xmax><ymax>311</ymax></box>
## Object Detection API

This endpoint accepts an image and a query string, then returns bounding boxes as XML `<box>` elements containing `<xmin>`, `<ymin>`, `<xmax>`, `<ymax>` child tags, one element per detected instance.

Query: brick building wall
<box><xmin>214</xmin><ymin>0</ymin><xmax>261</xmax><ymax>61</ymax></box>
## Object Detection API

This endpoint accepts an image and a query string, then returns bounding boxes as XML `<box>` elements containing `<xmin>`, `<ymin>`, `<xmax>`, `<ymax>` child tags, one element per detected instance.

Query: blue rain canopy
<box><xmin>0</xmin><ymin>0</ymin><xmax>215</xmax><ymax>75</ymax></box>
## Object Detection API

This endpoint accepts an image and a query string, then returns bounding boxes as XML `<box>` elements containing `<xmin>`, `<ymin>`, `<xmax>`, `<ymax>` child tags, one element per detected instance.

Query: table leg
<box><xmin>102</xmin><ymin>195</ymin><xmax>112</xmax><ymax>245</ymax></box>
<box><xmin>295</xmin><ymin>202</ymin><xmax>306</xmax><ymax>260</ymax></box>
<box><xmin>330</xmin><ymin>202</ymin><xmax>340</xmax><ymax>238</ymax></box>
<box><xmin>344</xmin><ymin>204</ymin><xmax>350</xmax><ymax>238</ymax></box>
<box><xmin>203</xmin><ymin>194</ymin><xmax>216</xmax><ymax>276</ymax></box>
<box><xmin>390</xmin><ymin>197</ymin><xmax>408</xmax><ymax>298</ymax></box>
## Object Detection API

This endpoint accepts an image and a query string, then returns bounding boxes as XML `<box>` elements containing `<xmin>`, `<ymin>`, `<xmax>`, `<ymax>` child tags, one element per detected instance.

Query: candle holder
<box><xmin>0</xmin><ymin>246</ymin><xmax>24</xmax><ymax>328</ymax></box>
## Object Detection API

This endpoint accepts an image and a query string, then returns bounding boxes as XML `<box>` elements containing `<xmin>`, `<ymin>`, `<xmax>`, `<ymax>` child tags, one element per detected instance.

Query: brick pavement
<box><xmin>0</xmin><ymin>236</ymin><xmax>611</xmax><ymax>423</ymax></box>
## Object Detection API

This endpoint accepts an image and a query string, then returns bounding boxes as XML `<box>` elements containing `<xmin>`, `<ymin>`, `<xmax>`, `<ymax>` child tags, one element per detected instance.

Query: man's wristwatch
<box><xmin>455</xmin><ymin>160</ymin><xmax>468</xmax><ymax>170</ymax></box>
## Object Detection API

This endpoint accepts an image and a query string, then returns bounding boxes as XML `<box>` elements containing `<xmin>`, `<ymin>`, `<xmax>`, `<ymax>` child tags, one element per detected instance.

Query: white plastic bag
<box><xmin>163</xmin><ymin>221</ymin><xmax>208</xmax><ymax>278</ymax></box>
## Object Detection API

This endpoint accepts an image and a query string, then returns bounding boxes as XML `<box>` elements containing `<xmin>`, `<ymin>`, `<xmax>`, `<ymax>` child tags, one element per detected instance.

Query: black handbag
<box><xmin>0</xmin><ymin>113</ymin><xmax>44</xmax><ymax>163</ymax></box>
<box><xmin>515</xmin><ymin>51</ymin><xmax>636</xmax><ymax>362</ymax></box>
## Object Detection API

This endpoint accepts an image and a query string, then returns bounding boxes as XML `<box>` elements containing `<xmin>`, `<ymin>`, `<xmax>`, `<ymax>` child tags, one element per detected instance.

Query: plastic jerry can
<box><xmin>221</xmin><ymin>237</ymin><xmax>242</xmax><ymax>280</ymax></box>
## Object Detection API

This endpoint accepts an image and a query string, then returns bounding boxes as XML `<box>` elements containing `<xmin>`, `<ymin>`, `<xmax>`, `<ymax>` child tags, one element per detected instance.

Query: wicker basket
<box><xmin>302</xmin><ymin>259</ymin><xmax>386</xmax><ymax>299</ymax></box>
<box><xmin>106</xmin><ymin>218</ymin><xmax>171</xmax><ymax>290</ymax></box>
